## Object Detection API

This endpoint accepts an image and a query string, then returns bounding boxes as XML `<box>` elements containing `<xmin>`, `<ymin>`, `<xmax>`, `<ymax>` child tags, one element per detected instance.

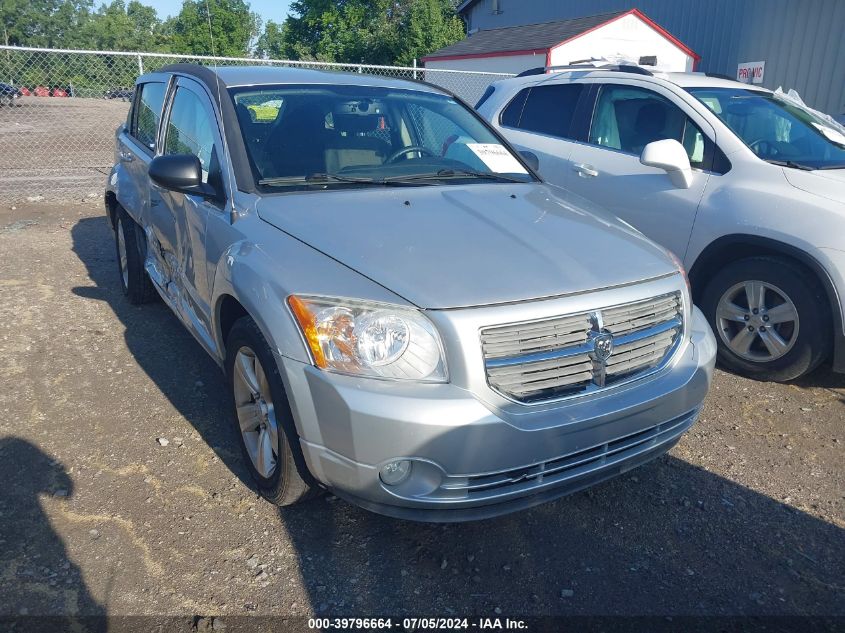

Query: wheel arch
<box><xmin>214</xmin><ymin>291</ymin><xmax>319</xmax><ymax>488</ymax></box>
<box><xmin>216</xmin><ymin>293</ymin><xmax>250</xmax><ymax>358</ymax></box>
<box><xmin>104</xmin><ymin>190</ymin><xmax>119</xmax><ymax>231</ymax></box>
<box><xmin>689</xmin><ymin>234</ymin><xmax>844</xmax><ymax>371</ymax></box>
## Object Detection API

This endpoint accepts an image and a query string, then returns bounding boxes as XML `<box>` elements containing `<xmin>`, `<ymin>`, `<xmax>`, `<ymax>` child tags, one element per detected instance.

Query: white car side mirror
<box><xmin>640</xmin><ymin>139</ymin><xmax>693</xmax><ymax>189</ymax></box>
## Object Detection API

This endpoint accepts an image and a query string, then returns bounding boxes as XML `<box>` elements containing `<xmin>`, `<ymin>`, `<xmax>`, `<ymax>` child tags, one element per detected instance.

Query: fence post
<box><xmin>137</xmin><ymin>54</ymin><xmax>144</xmax><ymax>76</ymax></box>
<box><xmin>412</xmin><ymin>59</ymin><xmax>417</xmax><ymax>80</ymax></box>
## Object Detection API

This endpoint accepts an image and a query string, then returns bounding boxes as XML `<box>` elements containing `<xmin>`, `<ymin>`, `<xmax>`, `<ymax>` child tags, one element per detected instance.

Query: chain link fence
<box><xmin>0</xmin><ymin>45</ymin><xmax>513</xmax><ymax>203</ymax></box>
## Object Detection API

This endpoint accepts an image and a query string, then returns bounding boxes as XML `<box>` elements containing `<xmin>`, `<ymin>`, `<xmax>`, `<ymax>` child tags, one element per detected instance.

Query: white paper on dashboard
<box><xmin>466</xmin><ymin>143</ymin><xmax>528</xmax><ymax>174</ymax></box>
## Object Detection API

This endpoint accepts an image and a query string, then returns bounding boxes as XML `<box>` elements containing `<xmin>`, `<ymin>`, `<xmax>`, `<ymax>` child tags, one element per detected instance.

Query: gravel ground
<box><xmin>0</xmin><ymin>203</ymin><xmax>842</xmax><ymax>621</ymax></box>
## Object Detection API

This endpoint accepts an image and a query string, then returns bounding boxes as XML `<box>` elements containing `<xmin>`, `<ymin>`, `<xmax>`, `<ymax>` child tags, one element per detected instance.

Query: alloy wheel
<box><xmin>716</xmin><ymin>280</ymin><xmax>800</xmax><ymax>362</ymax></box>
<box><xmin>232</xmin><ymin>346</ymin><xmax>280</xmax><ymax>479</ymax></box>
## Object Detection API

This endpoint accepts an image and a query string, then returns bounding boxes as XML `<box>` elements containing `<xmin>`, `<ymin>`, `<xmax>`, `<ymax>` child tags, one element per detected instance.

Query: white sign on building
<box><xmin>737</xmin><ymin>61</ymin><xmax>765</xmax><ymax>84</ymax></box>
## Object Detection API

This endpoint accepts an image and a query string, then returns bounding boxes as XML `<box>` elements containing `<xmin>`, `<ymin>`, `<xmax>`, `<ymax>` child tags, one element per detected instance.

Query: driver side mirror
<box><xmin>519</xmin><ymin>150</ymin><xmax>540</xmax><ymax>172</ymax></box>
<box><xmin>149</xmin><ymin>154</ymin><xmax>221</xmax><ymax>200</ymax></box>
<box><xmin>640</xmin><ymin>139</ymin><xmax>693</xmax><ymax>189</ymax></box>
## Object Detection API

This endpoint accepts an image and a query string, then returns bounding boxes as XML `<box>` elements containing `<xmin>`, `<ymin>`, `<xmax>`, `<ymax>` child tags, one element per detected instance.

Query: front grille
<box><xmin>481</xmin><ymin>292</ymin><xmax>683</xmax><ymax>403</ymax></box>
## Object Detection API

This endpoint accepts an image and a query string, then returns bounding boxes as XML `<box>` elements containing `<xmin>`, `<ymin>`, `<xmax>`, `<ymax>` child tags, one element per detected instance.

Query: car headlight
<box><xmin>288</xmin><ymin>295</ymin><xmax>448</xmax><ymax>382</ymax></box>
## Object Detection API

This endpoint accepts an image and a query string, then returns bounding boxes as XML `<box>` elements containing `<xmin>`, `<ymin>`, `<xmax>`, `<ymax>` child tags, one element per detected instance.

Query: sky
<box><xmin>144</xmin><ymin>0</ymin><xmax>294</xmax><ymax>23</ymax></box>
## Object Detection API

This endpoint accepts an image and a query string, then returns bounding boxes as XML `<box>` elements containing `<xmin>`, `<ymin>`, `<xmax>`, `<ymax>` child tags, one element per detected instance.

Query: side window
<box><xmin>500</xmin><ymin>88</ymin><xmax>529</xmax><ymax>128</ymax></box>
<box><xmin>164</xmin><ymin>86</ymin><xmax>220</xmax><ymax>185</ymax></box>
<box><xmin>515</xmin><ymin>84</ymin><xmax>584</xmax><ymax>139</ymax></box>
<box><xmin>130</xmin><ymin>82</ymin><xmax>166</xmax><ymax>153</ymax></box>
<box><xmin>589</xmin><ymin>84</ymin><xmax>709</xmax><ymax>169</ymax></box>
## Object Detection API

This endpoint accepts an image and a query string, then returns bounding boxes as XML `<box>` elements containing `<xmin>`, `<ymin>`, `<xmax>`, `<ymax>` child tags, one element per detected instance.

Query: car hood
<box><xmin>256</xmin><ymin>183</ymin><xmax>676</xmax><ymax>309</ymax></box>
<box><xmin>783</xmin><ymin>167</ymin><xmax>845</xmax><ymax>205</ymax></box>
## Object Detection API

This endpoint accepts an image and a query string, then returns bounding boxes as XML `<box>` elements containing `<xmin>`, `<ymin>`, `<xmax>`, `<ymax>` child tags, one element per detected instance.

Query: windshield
<box><xmin>229</xmin><ymin>84</ymin><xmax>533</xmax><ymax>190</ymax></box>
<box><xmin>687</xmin><ymin>87</ymin><xmax>845</xmax><ymax>170</ymax></box>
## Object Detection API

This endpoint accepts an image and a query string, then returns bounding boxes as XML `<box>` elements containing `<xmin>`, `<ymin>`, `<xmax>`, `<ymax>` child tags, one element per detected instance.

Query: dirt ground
<box><xmin>0</xmin><ymin>203</ymin><xmax>842</xmax><ymax>623</ymax></box>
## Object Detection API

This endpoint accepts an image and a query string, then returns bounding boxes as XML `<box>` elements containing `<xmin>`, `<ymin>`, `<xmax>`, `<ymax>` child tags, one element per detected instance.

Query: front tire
<box><xmin>701</xmin><ymin>256</ymin><xmax>830</xmax><ymax>381</ymax></box>
<box><xmin>114</xmin><ymin>208</ymin><xmax>157</xmax><ymax>304</ymax></box>
<box><xmin>225</xmin><ymin>317</ymin><xmax>316</xmax><ymax>506</ymax></box>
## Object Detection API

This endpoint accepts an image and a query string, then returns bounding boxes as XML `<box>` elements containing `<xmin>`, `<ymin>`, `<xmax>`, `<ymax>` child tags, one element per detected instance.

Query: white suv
<box><xmin>478</xmin><ymin>66</ymin><xmax>845</xmax><ymax>382</ymax></box>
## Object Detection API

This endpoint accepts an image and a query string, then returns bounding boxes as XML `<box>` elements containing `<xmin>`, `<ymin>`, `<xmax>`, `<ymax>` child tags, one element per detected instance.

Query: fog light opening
<box><xmin>379</xmin><ymin>460</ymin><xmax>412</xmax><ymax>486</ymax></box>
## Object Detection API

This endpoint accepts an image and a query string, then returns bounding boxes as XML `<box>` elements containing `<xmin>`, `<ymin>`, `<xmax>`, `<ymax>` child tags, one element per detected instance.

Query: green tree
<box><xmin>1</xmin><ymin>0</ymin><xmax>94</xmax><ymax>48</ymax></box>
<box><xmin>395</xmin><ymin>0</ymin><xmax>464</xmax><ymax>66</ymax></box>
<box><xmin>255</xmin><ymin>19</ymin><xmax>286</xmax><ymax>59</ymax></box>
<box><xmin>169</xmin><ymin>0</ymin><xmax>261</xmax><ymax>57</ymax></box>
<box><xmin>78</xmin><ymin>0</ymin><xmax>166</xmax><ymax>51</ymax></box>
<box><xmin>275</xmin><ymin>0</ymin><xmax>464</xmax><ymax>65</ymax></box>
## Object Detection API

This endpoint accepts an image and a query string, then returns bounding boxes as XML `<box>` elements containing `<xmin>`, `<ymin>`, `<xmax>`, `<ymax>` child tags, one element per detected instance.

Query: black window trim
<box><xmin>127</xmin><ymin>79</ymin><xmax>168</xmax><ymax>158</ymax></box>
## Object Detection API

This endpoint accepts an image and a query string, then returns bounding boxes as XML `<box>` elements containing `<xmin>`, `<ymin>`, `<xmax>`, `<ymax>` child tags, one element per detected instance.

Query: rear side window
<box><xmin>500</xmin><ymin>88</ymin><xmax>529</xmax><ymax>128</ymax></box>
<box><xmin>500</xmin><ymin>84</ymin><xmax>584</xmax><ymax>139</ymax></box>
<box><xmin>130</xmin><ymin>82</ymin><xmax>166</xmax><ymax>153</ymax></box>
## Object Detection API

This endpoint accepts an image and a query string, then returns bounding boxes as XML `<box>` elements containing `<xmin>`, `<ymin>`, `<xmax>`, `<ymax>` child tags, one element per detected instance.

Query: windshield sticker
<box><xmin>466</xmin><ymin>143</ymin><xmax>529</xmax><ymax>174</ymax></box>
<box><xmin>812</xmin><ymin>123</ymin><xmax>845</xmax><ymax>147</ymax></box>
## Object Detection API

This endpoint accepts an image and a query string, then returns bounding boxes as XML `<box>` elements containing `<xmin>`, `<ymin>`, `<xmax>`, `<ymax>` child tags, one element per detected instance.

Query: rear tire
<box><xmin>114</xmin><ymin>208</ymin><xmax>158</xmax><ymax>304</ymax></box>
<box><xmin>225</xmin><ymin>316</ymin><xmax>317</xmax><ymax>506</ymax></box>
<box><xmin>701</xmin><ymin>256</ymin><xmax>830</xmax><ymax>381</ymax></box>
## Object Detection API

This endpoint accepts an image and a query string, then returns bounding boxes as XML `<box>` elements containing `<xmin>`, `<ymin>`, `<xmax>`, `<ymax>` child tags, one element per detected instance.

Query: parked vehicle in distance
<box><xmin>105</xmin><ymin>87</ymin><xmax>134</xmax><ymax>101</ymax></box>
<box><xmin>0</xmin><ymin>82</ymin><xmax>22</xmax><ymax>106</ymax></box>
<box><xmin>106</xmin><ymin>64</ymin><xmax>716</xmax><ymax>521</ymax></box>
<box><xmin>479</xmin><ymin>65</ymin><xmax>845</xmax><ymax>382</ymax></box>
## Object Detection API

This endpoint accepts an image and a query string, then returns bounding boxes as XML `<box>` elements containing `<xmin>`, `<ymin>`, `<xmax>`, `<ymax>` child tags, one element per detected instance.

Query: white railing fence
<box><xmin>0</xmin><ymin>45</ymin><xmax>513</xmax><ymax>203</ymax></box>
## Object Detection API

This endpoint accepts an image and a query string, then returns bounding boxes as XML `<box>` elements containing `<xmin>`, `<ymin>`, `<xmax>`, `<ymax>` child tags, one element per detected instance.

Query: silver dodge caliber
<box><xmin>105</xmin><ymin>64</ymin><xmax>716</xmax><ymax>521</ymax></box>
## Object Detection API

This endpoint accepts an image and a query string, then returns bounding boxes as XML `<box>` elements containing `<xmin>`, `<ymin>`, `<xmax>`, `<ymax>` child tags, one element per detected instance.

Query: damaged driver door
<box><xmin>147</xmin><ymin>77</ymin><xmax>226</xmax><ymax>353</ymax></box>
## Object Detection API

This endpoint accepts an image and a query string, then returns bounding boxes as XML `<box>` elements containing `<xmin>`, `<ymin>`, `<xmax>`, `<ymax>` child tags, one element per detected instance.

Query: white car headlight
<box><xmin>288</xmin><ymin>295</ymin><xmax>448</xmax><ymax>382</ymax></box>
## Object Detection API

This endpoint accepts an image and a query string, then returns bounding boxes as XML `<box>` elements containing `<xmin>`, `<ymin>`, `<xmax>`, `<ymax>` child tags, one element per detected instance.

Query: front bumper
<box><xmin>279</xmin><ymin>307</ymin><xmax>717</xmax><ymax>521</ymax></box>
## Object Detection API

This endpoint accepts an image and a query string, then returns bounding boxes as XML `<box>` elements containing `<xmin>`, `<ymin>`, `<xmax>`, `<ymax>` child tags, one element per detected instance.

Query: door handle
<box><xmin>119</xmin><ymin>149</ymin><xmax>134</xmax><ymax>163</ymax></box>
<box><xmin>573</xmin><ymin>163</ymin><xmax>598</xmax><ymax>177</ymax></box>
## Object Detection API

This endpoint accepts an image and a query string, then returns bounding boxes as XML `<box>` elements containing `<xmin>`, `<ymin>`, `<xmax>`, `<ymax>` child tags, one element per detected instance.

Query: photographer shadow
<box><xmin>0</xmin><ymin>437</ymin><xmax>105</xmax><ymax>631</ymax></box>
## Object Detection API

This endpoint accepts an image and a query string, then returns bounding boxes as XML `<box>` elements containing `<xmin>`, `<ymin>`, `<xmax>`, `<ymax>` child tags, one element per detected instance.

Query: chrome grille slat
<box><xmin>506</xmin><ymin>372</ymin><xmax>595</xmax><ymax>395</ymax></box>
<box><xmin>481</xmin><ymin>315</ymin><xmax>590</xmax><ymax>359</ymax></box>
<box><xmin>493</xmin><ymin>366</ymin><xmax>593</xmax><ymax>388</ymax></box>
<box><xmin>481</xmin><ymin>292</ymin><xmax>683</xmax><ymax>403</ymax></box>
<box><xmin>482</xmin><ymin>331</ymin><xmax>589</xmax><ymax>357</ymax></box>
<box><xmin>487</xmin><ymin>354</ymin><xmax>591</xmax><ymax>377</ymax></box>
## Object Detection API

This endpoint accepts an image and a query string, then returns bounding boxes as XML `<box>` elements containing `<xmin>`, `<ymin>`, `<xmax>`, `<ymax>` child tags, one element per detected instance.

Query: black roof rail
<box><xmin>516</xmin><ymin>63</ymin><xmax>653</xmax><ymax>78</ymax></box>
<box><xmin>516</xmin><ymin>67</ymin><xmax>546</xmax><ymax>77</ymax></box>
<box><xmin>704</xmin><ymin>72</ymin><xmax>735</xmax><ymax>81</ymax></box>
<box><xmin>614</xmin><ymin>64</ymin><xmax>653</xmax><ymax>76</ymax></box>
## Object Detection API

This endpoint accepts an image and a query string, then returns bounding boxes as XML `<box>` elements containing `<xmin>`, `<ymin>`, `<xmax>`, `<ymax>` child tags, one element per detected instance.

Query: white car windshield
<box><xmin>229</xmin><ymin>84</ymin><xmax>534</xmax><ymax>189</ymax></box>
<box><xmin>688</xmin><ymin>87</ymin><xmax>845</xmax><ymax>170</ymax></box>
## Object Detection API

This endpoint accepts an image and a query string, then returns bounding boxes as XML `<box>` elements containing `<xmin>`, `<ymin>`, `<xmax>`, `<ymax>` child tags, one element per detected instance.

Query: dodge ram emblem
<box><xmin>592</xmin><ymin>332</ymin><xmax>614</xmax><ymax>362</ymax></box>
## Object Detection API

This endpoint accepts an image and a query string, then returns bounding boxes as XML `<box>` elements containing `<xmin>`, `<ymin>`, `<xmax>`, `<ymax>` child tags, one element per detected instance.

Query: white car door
<box><xmin>564</xmin><ymin>81</ymin><xmax>717</xmax><ymax>261</ymax></box>
<box><xmin>495</xmin><ymin>82</ymin><xmax>589</xmax><ymax>188</ymax></box>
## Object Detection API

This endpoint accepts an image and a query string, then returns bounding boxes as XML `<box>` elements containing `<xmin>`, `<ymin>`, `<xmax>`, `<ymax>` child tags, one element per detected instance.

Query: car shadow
<box><xmin>0</xmin><ymin>437</ymin><xmax>106</xmax><ymax>631</ymax></box>
<box><xmin>793</xmin><ymin>364</ymin><xmax>845</xmax><ymax>398</ymax></box>
<box><xmin>276</xmin><ymin>453</ymin><xmax>845</xmax><ymax>617</ymax></box>
<box><xmin>69</xmin><ymin>214</ymin><xmax>844</xmax><ymax>618</ymax></box>
<box><xmin>69</xmin><ymin>215</ymin><xmax>252</xmax><ymax>491</ymax></box>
